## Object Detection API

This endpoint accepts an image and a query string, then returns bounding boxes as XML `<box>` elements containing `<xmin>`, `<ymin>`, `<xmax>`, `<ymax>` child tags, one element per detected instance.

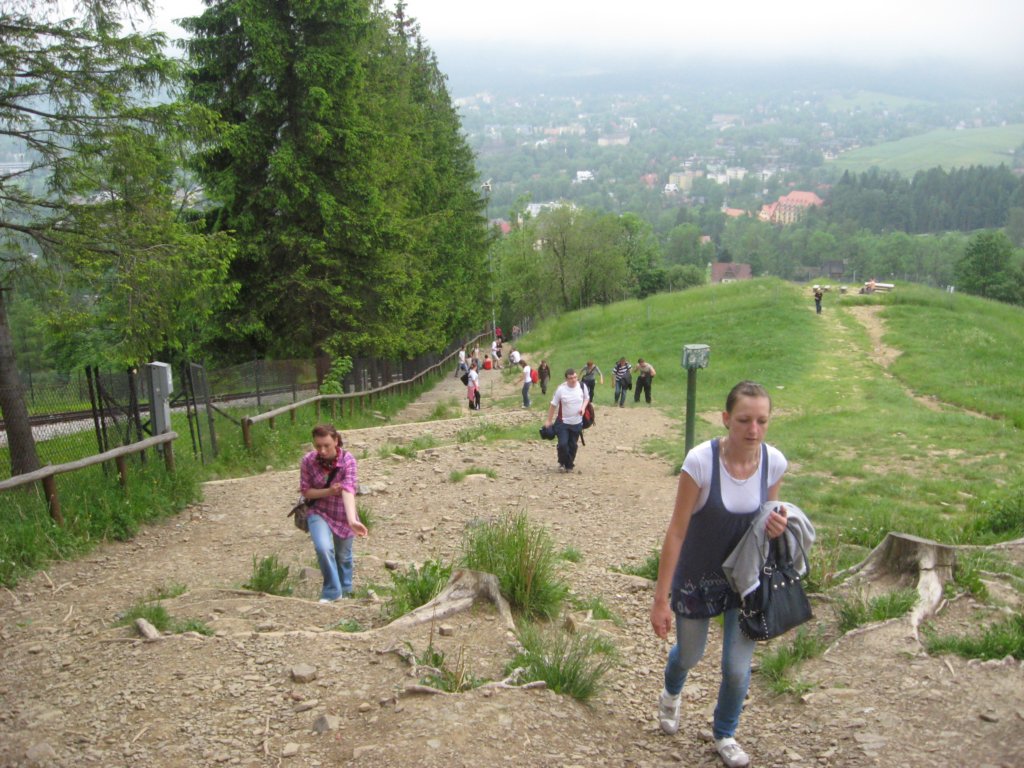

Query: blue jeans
<box><xmin>614</xmin><ymin>379</ymin><xmax>628</xmax><ymax>406</ymax></box>
<box><xmin>554</xmin><ymin>420</ymin><xmax>582</xmax><ymax>469</ymax></box>
<box><xmin>522</xmin><ymin>381</ymin><xmax>531</xmax><ymax>407</ymax></box>
<box><xmin>663</xmin><ymin>609</ymin><xmax>755</xmax><ymax>740</ymax></box>
<box><xmin>307</xmin><ymin>513</ymin><xmax>354</xmax><ymax>600</ymax></box>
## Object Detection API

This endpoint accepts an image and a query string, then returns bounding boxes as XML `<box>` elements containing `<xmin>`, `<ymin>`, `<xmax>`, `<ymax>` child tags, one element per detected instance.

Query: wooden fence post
<box><xmin>41</xmin><ymin>475</ymin><xmax>63</xmax><ymax>526</ymax></box>
<box><xmin>163</xmin><ymin>442</ymin><xmax>175</xmax><ymax>473</ymax></box>
<box><xmin>115</xmin><ymin>455</ymin><xmax>128</xmax><ymax>488</ymax></box>
<box><xmin>242</xmin><ymin>418</ymin><xmax>253</xmax><ymax>450</ymax></box>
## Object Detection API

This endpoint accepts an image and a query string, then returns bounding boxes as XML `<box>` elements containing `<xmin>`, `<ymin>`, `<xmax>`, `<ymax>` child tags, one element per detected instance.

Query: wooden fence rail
<box><xmin>0</xmin><ymin>432</ymin><xmax>179</xmax><ymax>525</ymax></box>
<box><xmin>240</xmin><ymin>332</ymin><xmax>491</xmax><ymax>449</ymax></box>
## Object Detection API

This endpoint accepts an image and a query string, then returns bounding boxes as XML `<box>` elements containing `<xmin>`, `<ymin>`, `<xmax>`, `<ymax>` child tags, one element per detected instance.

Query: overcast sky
<box><xmin>155</xmin><ymin>0</ymin><xmax>1024</xmax><ymax>67</ymax></box>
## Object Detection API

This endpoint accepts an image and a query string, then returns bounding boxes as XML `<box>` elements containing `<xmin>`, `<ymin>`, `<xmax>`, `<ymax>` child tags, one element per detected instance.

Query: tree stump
<box><xmin>383</xmin><ymin>569</ymin><xmax>515</xmax><ymax>634</ymax></box>
<box><xmin>836</xmin><ymin>532</ymin><xmax>956</xmax><ymax>632</ymax></box>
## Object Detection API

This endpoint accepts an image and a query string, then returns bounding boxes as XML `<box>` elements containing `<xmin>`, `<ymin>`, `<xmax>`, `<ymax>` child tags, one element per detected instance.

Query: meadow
<box><xmin>827</xmin><ymin>123</ymin><xmax>1024</xmax><ymax>176</ymax></box>
<box><xmin>517</xmin><ymin>279</ymin><xmax>1024</xmax><ymax>565</ymax></box>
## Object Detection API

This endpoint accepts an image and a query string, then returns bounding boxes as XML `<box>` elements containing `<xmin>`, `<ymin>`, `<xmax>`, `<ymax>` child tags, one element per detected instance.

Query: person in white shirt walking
<box><xmin>519</xmin><ymin>359</ymin><xmax>532</xmax><ymax>408</ymax></box>
<box><xmin>542</xmin><ymin>369</ymin><xmax>589</xmax><ymax>472</ymax></box>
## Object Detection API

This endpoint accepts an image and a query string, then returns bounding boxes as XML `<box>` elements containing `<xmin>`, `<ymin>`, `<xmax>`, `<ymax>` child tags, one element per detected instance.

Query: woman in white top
<box><xmin>649</xmin><ymin>381</ymin><xmax>789</xmax><ymax>768</ymax></box>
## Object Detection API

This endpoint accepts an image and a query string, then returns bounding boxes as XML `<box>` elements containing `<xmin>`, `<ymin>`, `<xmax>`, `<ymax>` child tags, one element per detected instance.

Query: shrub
<box><xmin>559</xmin><ymin>546</ymin><xmax>583</xmax><ymax>563</ymax></box>
<box><xmin>965</xmin><ymin>483</ymin><xmax>1024</xmax><ymax>543</ymax></box>
<box><xmin>509</xmin><ymin>622</ymin><xmax>616</xmax><ymax>702</ymax></box>
<box><xmin>242</xmin><ymin>554</ymin><xmax>293</xmax><ymax>596</ymax></box>
<box><xmin>460</xmin><ymin>512</ymin><xmax>568</xmax><ymax>619</ymax></box>
<box><xmin>408</xmin><ymin>641</ymin><xmax>482</xmax><ymax>693</ymax></box>
<box><xmin>385</xmin><ymin>559</ymin><xmax>453</xmax><ymax>619</ymax></box>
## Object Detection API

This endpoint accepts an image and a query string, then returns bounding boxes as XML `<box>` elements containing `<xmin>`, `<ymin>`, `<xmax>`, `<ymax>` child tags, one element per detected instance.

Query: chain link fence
<box><xmin>1</xmin><ymin>326</ymin><xmax>502</xmax><ymax>480</ymax></box>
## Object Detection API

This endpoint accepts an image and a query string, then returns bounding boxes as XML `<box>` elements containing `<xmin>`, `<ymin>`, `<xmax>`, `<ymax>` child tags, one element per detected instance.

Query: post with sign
<box><xmin>681</xmin><ymin>344</ymin><xmax>710</xmax><ymax>455</ymax></box>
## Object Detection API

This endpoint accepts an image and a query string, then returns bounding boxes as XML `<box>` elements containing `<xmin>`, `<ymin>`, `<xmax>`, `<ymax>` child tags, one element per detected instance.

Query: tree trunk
<box><xmin>0</xmin><ymin>288</ymin><xmax>41</xmax><ymax>476</ymax></box>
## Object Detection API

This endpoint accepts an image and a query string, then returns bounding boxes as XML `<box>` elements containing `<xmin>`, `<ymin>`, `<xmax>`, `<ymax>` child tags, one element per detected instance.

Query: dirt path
<box><xmin>1</xmin><ymin>351</ymin><xmax>1022</xmax><ymax>767</ymax></box>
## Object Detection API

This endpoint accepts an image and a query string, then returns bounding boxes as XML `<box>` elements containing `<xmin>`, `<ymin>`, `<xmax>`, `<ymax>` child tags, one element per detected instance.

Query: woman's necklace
<box><xmin>721</xmin><ymin>440</ymin><xmax>760</xmax><ymax>485</ymax></box>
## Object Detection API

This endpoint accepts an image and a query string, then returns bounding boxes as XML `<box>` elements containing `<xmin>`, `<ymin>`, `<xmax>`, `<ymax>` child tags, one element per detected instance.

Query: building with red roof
<box><xmin>758</xmin><ymin>190</ymin><xmax>824</xmax><ymax>224</ymax></box>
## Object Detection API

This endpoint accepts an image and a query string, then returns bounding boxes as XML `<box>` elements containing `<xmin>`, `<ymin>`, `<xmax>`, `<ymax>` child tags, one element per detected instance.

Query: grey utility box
<box><xmin>148</xmin><ymin>362</ymin><xmax>173</xmax><ymax>435</ymax></box>
<box><xmin>682</xmin><ymin>344</ymin><xmax>710</xmax><ymax>370</ymax></box>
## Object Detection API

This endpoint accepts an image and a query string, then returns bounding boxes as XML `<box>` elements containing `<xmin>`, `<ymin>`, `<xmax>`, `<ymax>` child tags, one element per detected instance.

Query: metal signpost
<box><xmin>681</xmin><ymin>344</ymin><xmax>710</xmax><ymax>454</ymax></box>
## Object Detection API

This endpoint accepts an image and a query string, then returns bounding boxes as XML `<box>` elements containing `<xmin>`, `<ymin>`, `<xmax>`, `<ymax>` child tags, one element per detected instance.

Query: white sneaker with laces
<box><xmin>657</xmin><ymin>689</ymin><xmax>680</xmax><ymax>735</ymax></box>
<box><xmin>714</xmin><ymin>737</ymin><xmax>750</xmax><ymax>768</ymax></box>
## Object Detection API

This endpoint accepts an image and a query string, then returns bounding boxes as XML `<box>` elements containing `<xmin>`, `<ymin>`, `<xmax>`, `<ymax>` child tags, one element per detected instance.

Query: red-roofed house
<box><xmin>711</xmin><ymin>262</ymin><xmax>752</xmax><ymax>283</ymax></box>
<box><xmin>758</xmin><ymin>191</ymin><xmax>824</xmax><ymax>224</ymax></box>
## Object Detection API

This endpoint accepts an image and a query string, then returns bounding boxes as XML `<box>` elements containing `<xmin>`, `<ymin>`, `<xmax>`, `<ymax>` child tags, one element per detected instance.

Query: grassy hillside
<box><xmin>515</xmin><ymin>279</ymin><xmax>1024</xmax><ymax>559</ymax></box>
<box><xmin>827</xmin><ymin>124</ymin><xmax>1024</xmax><ymax>175</ymax></box>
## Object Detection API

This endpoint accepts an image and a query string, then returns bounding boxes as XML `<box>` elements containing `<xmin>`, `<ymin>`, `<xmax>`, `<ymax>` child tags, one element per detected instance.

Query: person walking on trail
<box><xmin>537</xmin><ymin>360</ymin><xmax>552</xmax><ymax>395</ymax></box>
<box><xmin>299</xmin><ymin>424</ymin><xmax>369</xmax><ymax>603</ymax></box>
<box><xmin>650</xmin><ymin>381</ymin><xmax>790</xmax><ymax>768</ymax></box>
<box><xmin>467</xmin><ymin>362</ymin><xmax>481</xmax><ymax>410</ymax></box>
<box><xmin>579</xmin><ymin>360</ymin><xmax>603</xmax><ymax>402</ymax></box>
<box><xmin>612</xmin><ymin>357</ymin><xmax>632</xmax><ymax>408</ymax></box>
<box><xmin>813</xmin><ymin>285</ymin><xmax>824</xmax><ymax>314</ymax></box>
<box><xmin>543</xmin><ymin>369</ymin><xmax>589</xmax><ymax>473</ymax></box>
<box><xmin>634</xmin><ymin>357</ymin><xmax>657</xmax><ymax>404</ymax></box>
<box><xmin>520</xmin><ymin>359</ymin><xmax>532</xmax><ymax>408</ymax></box>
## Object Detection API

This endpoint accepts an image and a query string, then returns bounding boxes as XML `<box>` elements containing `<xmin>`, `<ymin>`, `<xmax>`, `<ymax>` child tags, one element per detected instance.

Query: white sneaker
<box><xmin>657</xmin><ymin>690</ymin><xmax>680</xmax><ymax>735</ymax></box>
<box><xmin>715</xmin><ymin>737</ymin><xmax>750</xmax><ymax>768</ymax></box>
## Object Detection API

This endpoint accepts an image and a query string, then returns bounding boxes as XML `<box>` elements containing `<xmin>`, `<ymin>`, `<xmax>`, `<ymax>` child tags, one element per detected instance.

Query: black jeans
<box><xmin>634</xmin><ymin>376</ymin><xmax>652</xmax><ymax>403</ymax></box>
<box><xmin>554</xmin><ymin>420</ymin><xmax>583</xmax><ymax>469</ymax></box>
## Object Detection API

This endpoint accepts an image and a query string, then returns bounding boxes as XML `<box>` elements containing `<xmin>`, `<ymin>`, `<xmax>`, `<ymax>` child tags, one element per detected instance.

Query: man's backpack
<box><xmin>582</xmin><ymin>401</ymin><xmax>595</xmax><ymax>429</ymax></box>
<box><xmin>530</xmin><ymin>368</ymin><xmax>539</xmax><ymax>384</ymax></box>
<box><xmin>460</xmin><ymin>372</ymin><xmax>469</xmax><ymax>386</ymax></box>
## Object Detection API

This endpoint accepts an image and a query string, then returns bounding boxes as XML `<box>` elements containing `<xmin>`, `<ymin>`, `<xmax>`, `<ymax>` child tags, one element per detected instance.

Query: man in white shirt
<box><xmin>543</xmin><ymin>369</ymin><xmax>589</xmax><ymax>472</ymax></box>
<box><xmin>520</xmin><ymin>359</ymin><xmax>532</xmax><ymax>408</ymax></box>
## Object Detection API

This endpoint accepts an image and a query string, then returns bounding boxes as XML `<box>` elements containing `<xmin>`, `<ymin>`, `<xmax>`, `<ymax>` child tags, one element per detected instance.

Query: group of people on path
<box><xmin>297</xmin><ymin>359</ymin><xmax>810</xmax><ymax>768</ymax></box>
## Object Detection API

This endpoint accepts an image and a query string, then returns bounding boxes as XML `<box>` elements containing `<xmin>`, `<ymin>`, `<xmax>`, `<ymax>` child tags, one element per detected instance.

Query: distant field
<box><xmin>827</xmin><ymin>124</ymin><xmax>1024</xmax><ymax>176</ymax></box>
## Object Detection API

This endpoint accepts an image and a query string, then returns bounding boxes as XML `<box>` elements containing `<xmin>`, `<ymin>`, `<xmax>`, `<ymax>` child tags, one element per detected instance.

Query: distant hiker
<box><xmin>543</xmin><ymin>368</ymin><xmax>590</xmax><ymax>473</ymax></box>
<box><xmin>813</xmin><ymin>286</ymin><xmax>823</xmax><ymax>314</ymax></box>
<box><xmin>520</xmin><ymin>359</ymin><xmax>532</xmax><ymax>408</ymax></box>
<box><xmin>612</xmin><ymin>357</ymin><xmax>633</xmax><ymax>408</ymax></box>
<box><xmin>467</xmin><ymin>362</ymin><xmax>481</xmax><ymax>410</ymax></box>
<box><xmin>299</xmin><ymin>424</ymin><xmax>368</xmax><ymax>602</ymax></box>
<box><xmin>634</xmin><ymin>358</ymin><xmax>657</xmax><ymax>404</ymax></box>
<box><xmin>579</xmin><ymin>360</ymin><xmax>603</xmax><ymax>402</ymax></box>
<box><xmin>650</xmin><ymin>382</ymin><xmax>794</xmax><ymax>768</ymax></box>
<box><xmin>537</xmin><ymin>360</ymin><xmax>552</xmax><ymax>395</ymax></box>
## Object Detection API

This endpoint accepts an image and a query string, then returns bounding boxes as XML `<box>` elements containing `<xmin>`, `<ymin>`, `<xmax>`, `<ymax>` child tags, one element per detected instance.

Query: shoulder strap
<box><xmin>306</xmin><ymin>457</ymin><xmax>343</xmax><ymax>507</ymax></box>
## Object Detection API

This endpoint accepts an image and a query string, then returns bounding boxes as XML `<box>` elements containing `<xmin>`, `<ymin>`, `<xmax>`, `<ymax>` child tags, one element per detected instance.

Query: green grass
<box><xmin>408</xmin><ymin>641</ymin><xmax>484</xmax><ymax>693</ymax></box>
<box><xmin>559</xmin><ymin>546</ymin><xmax>583</xmax><ymax>563</ymax></box>
<box><xmin>827</xmin><ymin>124</ymin><xmax>1024</xmax><ymax>176</ymax></box>
<box><xmin>570</xmin><ymin>595</ymin><xmax>621</xmax><ymax>626</ymax></box>
<box><xmin>614</xmin><ymin>549</ymin><xmax>660</xmax><ymax>581</ymax></box>
<box><xmin>116</xmin><ymin>598</ymin><xmax>213</xmax><ymax>637</ymax></box>
<box><xmin>460</xmin><ymin>512</ymin><xmax>569</xmax><ymax>620</ymax></box>
<box><xmin>756</xmin><ymin>626</ymin><xmax>827</xmax><ymax>695</ymax></box>
<box><xmin>384</xmin><ymin>559</ymin><xmax>453</xmax><ymax>620</ymax></box>
<box><xmin>242</xmin><ymin>554</ymin><xmax>293</xmax><ymax>596</ymax></box>
<box><xmin>508</xmin><ymin>622</ymin><xmax>617</xmax><ymax>702</ymax></box>
<box><xmin>449</xmin><ymin>466</ymin><xmax>497</xmax><ymax>483</ymax></box>
<box><xmin>331</xmin><ymin>618</ymin><xmax>365</xmax><ymax>632</ymax></box>
<box><xmin>378</xmin><ymin>434</ymin><xmax>440</xmax><ymax>459</ymax></box>
<box><xmin>924</xmin><ymin>614</ymin><xmax>1024</xmax><ymax>661</ymax></box>
<box><xmin>357</xmin><ymin>502</ymin><xmax>376</xmax><ymax>531</ymax></box>
<box><xmin>0</xmin><ymin>363</ymin><xmax>453</xmax><ymax>587</ymax></box>
<box><xmin>834</xmin><ymin>588</ymin><xmax>919</xmax><ymax>632</ymax></box>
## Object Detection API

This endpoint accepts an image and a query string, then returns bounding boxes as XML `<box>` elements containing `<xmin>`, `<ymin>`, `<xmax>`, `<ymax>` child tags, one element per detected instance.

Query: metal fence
<box><xmin>1</xmin><ymin>325</ymin><xmax>502</xmax><ymax>480</ymax></box>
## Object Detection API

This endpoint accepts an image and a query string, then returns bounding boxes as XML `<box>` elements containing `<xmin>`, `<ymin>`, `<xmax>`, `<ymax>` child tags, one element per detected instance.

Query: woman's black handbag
<box><xmin>739</xmin><ymin>535</ymin><xmax>812</xmax><ymax>641</ymax></box>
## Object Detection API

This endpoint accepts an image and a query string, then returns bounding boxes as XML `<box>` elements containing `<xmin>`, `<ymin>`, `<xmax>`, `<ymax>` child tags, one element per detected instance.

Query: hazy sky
<box><xmin>399</xmin><ymin>0</ymin><xmax>1024</xmax><ymax>66</ymax></box>
<box><xmin>155</xmin><ymin>0</ymin><xmax>1024</xmax><ymax>67</ymax></box>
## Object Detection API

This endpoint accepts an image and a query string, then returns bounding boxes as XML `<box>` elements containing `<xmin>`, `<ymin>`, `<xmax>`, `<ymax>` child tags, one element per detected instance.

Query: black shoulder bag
<box><xmin>738</xmin><ymin>533</ymin><xmax>813</xmax><ymax>641</ymax></box>
<box><xmin>288</xmin><ymin>461</ymin><xmax>342</xmax><ymax>533</ymax></box>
